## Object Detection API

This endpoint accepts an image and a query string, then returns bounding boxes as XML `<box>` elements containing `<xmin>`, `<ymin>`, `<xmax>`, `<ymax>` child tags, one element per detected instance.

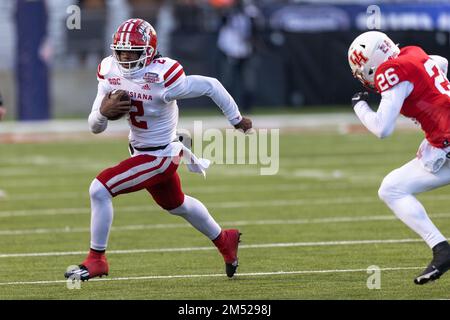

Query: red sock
<box><xmin>88</xmin><ymin>248</ymin><xmax>105</xmax><ymax>259</ymax></box>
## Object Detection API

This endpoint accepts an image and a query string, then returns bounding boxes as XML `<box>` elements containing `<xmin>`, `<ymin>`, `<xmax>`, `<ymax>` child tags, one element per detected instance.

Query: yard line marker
<box><xmin>0</xmin><ymin>266</ymin><xmax>424</xmax><ymax>286</ymax></box>
<box><xmin>0</xmin><ymin>238</ymin><xmax>442</xmax><ymax>258</ymax></box>
<box><xmin>0</xmin><ymin>183</ymin><xmax>375</xmax><ymax>201</ymax></box>
<box><xmin>0</xmin><ymin>213</ymin><xmax>449</xmax><ymax>236</ymax></box>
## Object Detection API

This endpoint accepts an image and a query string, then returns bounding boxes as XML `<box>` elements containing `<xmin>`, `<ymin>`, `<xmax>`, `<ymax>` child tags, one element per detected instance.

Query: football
<box><xmin>108</xmin><ymin>90</ymin><xmax>131</xmax><ymax>120</ymax></box>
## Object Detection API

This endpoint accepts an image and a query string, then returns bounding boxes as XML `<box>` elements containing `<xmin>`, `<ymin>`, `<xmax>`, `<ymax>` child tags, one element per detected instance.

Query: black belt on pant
<box><xmin>129</xmin><ymin>143</ymin><xmax>169</xmax><ymax>155</ymax></box>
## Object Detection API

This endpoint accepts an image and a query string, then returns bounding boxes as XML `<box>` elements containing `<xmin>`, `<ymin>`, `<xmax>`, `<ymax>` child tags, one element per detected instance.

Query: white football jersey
<box><xmin>95</xmin><ymin>56</ymin><xmax>185</xmax><ymax>147</ymax></box>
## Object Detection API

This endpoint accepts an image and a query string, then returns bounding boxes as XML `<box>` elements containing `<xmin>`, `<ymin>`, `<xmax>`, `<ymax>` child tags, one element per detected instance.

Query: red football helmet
<box><xmin>110</xmin><ymin>18</ymin><xmax>158</xmax><ymax>76</ymax></box>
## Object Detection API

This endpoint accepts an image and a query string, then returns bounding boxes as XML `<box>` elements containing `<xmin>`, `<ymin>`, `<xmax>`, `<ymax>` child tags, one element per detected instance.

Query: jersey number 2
<box><xmin>129</xmin><ymin>100</ymin><xmax>148</xmax><ymax>129</ymax></box>
<box><xmin>424</xmin><ymin>59</ymin><xmax>450</xmax><ymax>97</ymax></box>
<box><xmin>376</xmin><ymin>67</ymin><xmax>399</xmax><ymax>91</ymax></box>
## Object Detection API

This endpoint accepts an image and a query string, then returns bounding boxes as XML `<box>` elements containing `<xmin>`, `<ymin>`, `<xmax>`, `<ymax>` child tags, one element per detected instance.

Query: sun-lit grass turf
<box><xmin>0</xmin><ymin>129</ymin><xmax>450</xmax><ymax>299</ymax></box>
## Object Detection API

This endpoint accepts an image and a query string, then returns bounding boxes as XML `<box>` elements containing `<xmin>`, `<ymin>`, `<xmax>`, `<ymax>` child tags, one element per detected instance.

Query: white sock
<box><xmin>169</xmin><ymin>195</ymin><xmax>221</xmax><ymax>240</ymax></box>
<box><xmin>89</xmin><ymin>179</ymin><xmax>114</xmax><ymax>251</ymax></box>
<box><xmin>378</xmin><ymin>187</ymin><xmax>446</xmax><ymax>249</ymax></box>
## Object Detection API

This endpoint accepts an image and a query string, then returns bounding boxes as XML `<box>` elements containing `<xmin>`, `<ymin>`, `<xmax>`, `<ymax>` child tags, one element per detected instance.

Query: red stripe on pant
<box><xmin>96</xmin><ymin>155</ymin><xmax>185</xmax><ymax>209</ymax></box>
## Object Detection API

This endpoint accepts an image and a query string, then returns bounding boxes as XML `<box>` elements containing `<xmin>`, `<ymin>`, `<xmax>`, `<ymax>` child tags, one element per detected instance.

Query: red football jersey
<box><xmin>375</xmin><ymin>46</ymin><xmax>450</xmax><ymax>148</ymax></box>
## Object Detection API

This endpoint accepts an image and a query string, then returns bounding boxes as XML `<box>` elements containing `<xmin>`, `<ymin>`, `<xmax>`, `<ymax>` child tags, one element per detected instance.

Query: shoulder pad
<box><xmin>375</xmin><ymin>60</ymin><xmax>407</xmax><ymax>93</ymax></box>
<box><xmin>97</xmin><ymin>56</ymin><xmax>114</xmax><ymax>80</ymax></box>
<box><xmin>160</xmin><ymin>57</ymin><xmax>185</xmax><ymax>88</ymax></box>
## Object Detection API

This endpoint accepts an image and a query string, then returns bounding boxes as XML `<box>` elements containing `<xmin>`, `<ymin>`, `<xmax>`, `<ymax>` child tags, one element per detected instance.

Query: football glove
<box><xmin>234</xmin><ymin>117</ymin><xmax>253</xmax><ymax>134</ymax></box>
<box><xmin>351</xmin><ymin>91</ymin><xmax>369</xmax><ymax>108</ymax></box>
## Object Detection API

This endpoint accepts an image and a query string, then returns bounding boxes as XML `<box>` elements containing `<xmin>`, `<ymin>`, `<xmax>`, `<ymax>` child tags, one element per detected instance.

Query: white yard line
<box><xmin>0</xmin><ymin>166</ymin><xmax>104</xmax><ymax>176</ymax></box>
<box><xmin>0</xmin><ymin>266</ymin><xmax>424</xmax><ymax>286</ymax></box>
<box><xmin>4</xmin><ymin>192</ymin><xmax>88</xmax><ymax>201</ymax></box>
<box><xmin>0</xmin><ymin>162</ymin><xmax>392</xmax><ymax>177</ymax></box>
<box><xmin>0</xmin><ymin>179</ymin><xmax>89</xmax><ymax>188</ymax></box>
<box><xmin>0</xmin><ymin>238</ymin><xmax>438</xmax><ymax>259</ymax></box>
<box><xmin>0</xmin><ymin>213</ymin><xmax>449</xmax><ymax>236</ymax></box>
<box><xmin>0</xmin><ymin>114</ymin><xmax>419</xmax><ymax>137</ymax></box>
<box><xmin>0</xmin><ymin>154</ymin><xmax>409</xmax><ymax>168</ymax></box>
<box><xmin>2</xmin><ymin>194</ymin><xmax>450</xmax><ymax>218</ymax></box>
<box><xmin>0</xmin><ymin>182</ymin><xmax>374</xmax><ymax>201</ymax></box>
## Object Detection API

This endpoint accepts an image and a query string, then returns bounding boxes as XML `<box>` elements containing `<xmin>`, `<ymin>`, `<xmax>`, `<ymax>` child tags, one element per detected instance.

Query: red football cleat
<box><xmin>213</xmin><ymin>229</ymin><xmax>241</xmax><ymax>278</ymax></box>
<box><xmin>64</xmin><ymin>249</ymin><xmax>109</xmax><ymax>281</ymax></box>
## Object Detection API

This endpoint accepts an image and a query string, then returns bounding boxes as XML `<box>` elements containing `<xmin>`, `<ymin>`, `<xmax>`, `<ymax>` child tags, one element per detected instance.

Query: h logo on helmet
<box><xmin>350</xmin><ymin>50</ymin><xmax>368</xmax><ymax>68</ymax></box>
<box><xmin>138</xmin><ymin>24</ymin><xmax>150</xmax><ymax>43</ymax></box>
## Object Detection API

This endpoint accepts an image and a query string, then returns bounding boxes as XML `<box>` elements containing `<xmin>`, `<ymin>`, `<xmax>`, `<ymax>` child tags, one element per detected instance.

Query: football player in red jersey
<box><xmin>348</xmin><ymin>31</ymin><xmax>450</xmax><ymax>285</ymax></box>
<box><xmin>0</xmin><ymin>90</ymin><xmax>5</xmax><ymax>121</ymax></box>
<box><xmin>64</xmin><ymin>19</ymin><xmax>252</xmax><ymax>281</ymax></box>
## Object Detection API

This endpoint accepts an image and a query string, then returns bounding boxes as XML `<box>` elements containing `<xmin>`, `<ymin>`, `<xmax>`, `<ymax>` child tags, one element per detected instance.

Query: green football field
<box><xmin>0</xmin><ymin>129</ymin><xmax>449</xmax><ymax>299</ymax></box>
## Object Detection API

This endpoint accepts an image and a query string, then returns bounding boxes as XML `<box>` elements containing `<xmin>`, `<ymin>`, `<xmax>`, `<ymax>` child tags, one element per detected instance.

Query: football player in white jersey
<box><xmin>65</xmin><ymin>18</ymin><xmax>252</xmax><ymax>281</ymax></box>
<box><xmin>348</xmin><ymin>31</ymin><xmax>450</xmax><ymax>284</ymax></box>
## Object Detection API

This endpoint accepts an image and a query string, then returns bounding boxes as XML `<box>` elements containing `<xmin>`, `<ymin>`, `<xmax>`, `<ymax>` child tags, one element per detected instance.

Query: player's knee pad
<box><xmin>168</xmin><ymin>195</ymin><xmax>196</xmax><ymax>215</ymax></box>
<box><xmin>89</xmin><ymin>179</ymin><xmax>111</xmax><ymax>202</ymax></box>
<box><xmin>378</xmin><ymin>183</ymin><xmax>392</xmax><ymax>203</ymax></box>
<box><xmin>152</xmin><ymin>191</ymin><xmax>184</xmax><ymax>211</ymax></box>
<box><xmin>168</xmin><ymin>203</ymin><xmax>186</xmax><ymax>216</ymax></box>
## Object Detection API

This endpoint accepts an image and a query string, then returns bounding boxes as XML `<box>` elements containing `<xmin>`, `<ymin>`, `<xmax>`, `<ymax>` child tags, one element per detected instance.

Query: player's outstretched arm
<box><xmin>0</xmin><ymin>107</ymin><xmax>5</xmax><ymax>121</ymax></box>
<box><xmin>233</xmin><ymin>116</ymin><xmax>252</xmax><ymax>133</ymax></box>
<box><xmin>352</xmin><ymin>82</ymin><xmax>411</xmax><ymax>139</ymax></box>
<box><xmin>88</xmin><ymin>82</ymin><xmax>111</xmax><ymax>134</ymax></box>
<box><xmin>0</xmin><ymin>91</ymin><xmax>5</xmax><ymax>121</ymax></box>
<box><xmin>163</xmin><ymin>75</ymin><xmax>252</xmax><ymax>133</ymax></box>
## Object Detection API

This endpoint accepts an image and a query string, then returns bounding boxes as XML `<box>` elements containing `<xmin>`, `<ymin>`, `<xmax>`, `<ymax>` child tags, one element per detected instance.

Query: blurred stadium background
<box><xmin>0</xmin><ymin>0</ymin><xmax>449</xmax><ymax>120</ymax></box>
